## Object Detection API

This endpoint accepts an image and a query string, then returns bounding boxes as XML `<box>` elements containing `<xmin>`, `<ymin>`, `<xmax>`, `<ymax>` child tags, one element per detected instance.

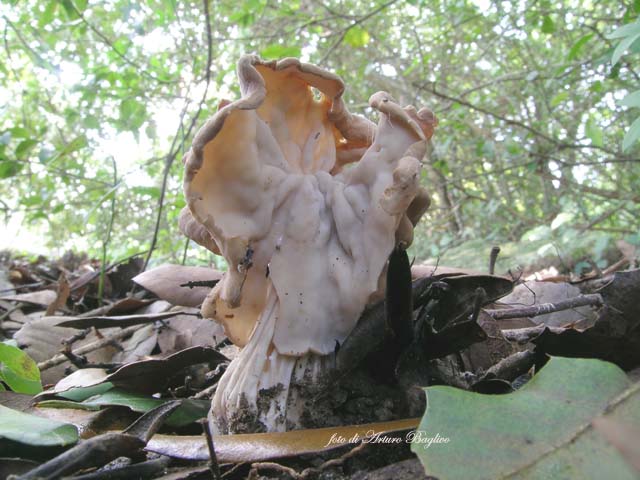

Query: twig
<box><xmin>62</xmin><ymin>329</ymin><xmax>92</xmax><ymax>347</ymax></box>
<box><xmin>202</xmin><ymin>419</ymin><xmax>221</xmax><ymax>480</ymax></box>
<box><xmin>319</xmin><ymin>0</ymin><xmax>399</xmax><ymax>65</ymax></box>
<box><xmin>67</xmin><ymin>0</ymin><xmax>172</xmax><ymax>85</ymax></box>
<box><xmin>142</xmin><ymin>0</ymin><xmax>215</xmax><ymax>271</ymax></box>
<box><xmin>489</xmin><ymin>246</ymin><xmax>501</xmax><ymax>275</ymax></box>
<box><xmin>501</xmin><ymin>325</ymin><xmax>563</xmax><ymax>344</ymax></box>
<box><xmin>250</xmin><ymin>462</ymin><xmax>300</xmax><ymax>479</ymax></box>
<box><xmin>180</xmin><ymin>279</ymin><xmax>220</xmax><ymax>289</ymax></box>
<box><xmin>481</xmin><ymin>350</ymin><xmax>537</xmax><ymax>381</ymax></box>
<box><xmin>415</xmin><ymin>82</ymin><xmax>616</xmax><ymax>155</ymax></box>
<box><xmin>98</xmin><ymin>157</ymin><xmax>118</xmax><ymax>305</ymax></box>
<box><xmin>192</xmin><ymin>382</ymin><xmax>218</xmax><ymax>399</ymax></box>
<box><xmin>37</xmin><ymin>324</ymin><xmax>144</xmax><ymax>371</ymax></box>
<box><xmin>485</xmin><ymin>293</ymin><xmax>603</xmax><ymax>321</ymax></box>
<box><xmin>300</xmin><ymin>441</ymin><xmax>369</xmax><ymax>478</ymax></box>
<box><xmin>470</xmin><ymin>287</ymin><xmax>486</xmax><ymax>324</ymax></box>
<box><xmin>63</xmin><ymin>456</ymin><xmax>171</xmax><ymax>480</ymax></box>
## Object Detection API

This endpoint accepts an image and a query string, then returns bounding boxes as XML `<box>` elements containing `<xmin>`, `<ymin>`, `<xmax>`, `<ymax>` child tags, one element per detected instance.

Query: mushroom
<box><xmin>180</xmin><ymin>55</ymin><xmax>437</xmax><ymax>433</ymax></box>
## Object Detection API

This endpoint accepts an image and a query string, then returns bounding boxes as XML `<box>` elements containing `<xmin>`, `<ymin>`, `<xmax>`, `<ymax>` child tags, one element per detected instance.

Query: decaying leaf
<box><xmin>133</xmin><ymin>264</ymin><xmax>222</xmax><ymax>307</ymax></box>
<box><xmin>113</xmin><ymin>323</ymin><xmax>158</xmax><ymax>364</ymax></box>
<box><xmin>0</xmin><ymin>290</ymin><xmax>57</xmax><ymax>307</ymax></box>
<box><xmin>54</xmin><ymin>309</ymin><xmax>199</xmax><ymax>329</ymax></box>
<box><xmin>533</xmin><ymin>269</ymin><xmax>640</xmax><ymax>369</ymax></box>
<box><xmin>13</xmin><ymin>317</ymin><xmax>119</xmax><ymax>385</ymax></box>
<box><xmin>102</xmin><ymin>345</ymin><xmax>227</xmax><ymax>394</ymax></box>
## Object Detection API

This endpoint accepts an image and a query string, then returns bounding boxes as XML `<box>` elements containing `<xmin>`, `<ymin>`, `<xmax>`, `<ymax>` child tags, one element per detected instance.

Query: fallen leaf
<box><xmin>54</xmin><ymin>309</ymin><xmax>199</xmax><ymax>329</ymax></box>
<box><xmin>0</xmin><ymin>342</ymin><xmax>42</xmax><ymax>394</ymax></box>
<box><xmin>105</xmin><ymin>346</ymin><xmax>227</xmax><ymax>393</ymax></box>
<box><xmin>46</xmin><ymin>368</ymin><xmax>111</xmax><ymax>396</ymax></box>
<box><xmin>113</xmin><ymin>324</ymin><xmax>157</xmax><ymax>364</ymax></box>
<box><xmin>0</xmin><ymin>404</ymin><xmax>78</xmax><ymax>447</ymax></box>
<box><xmin>133</xmin><ymin>264</ymin><xmax>222</xmax><ymax>307</ymax></box>
<box><xmin>592</xmin><ymin>416</ymin><xmax>640</xmax><ymax>473</ymax></box>
<box><xmin>157</xmin><ymin>312</ymin><xmax>224</xmax><ymax>354</ymax></box>
<box><xmin>0</xmin><ymin>458</ymin><xmax>39</xmax><ymax>478</ymax></box>
<box><xmin>0</xmin><ymin>290</ymin><xmax>57</xmax><ymax>307</ymax></box>
<box><xmin>147</xmin><ymin>417</ymin><xmax>419</xmax><ymax>462</ymax></box>
<box><xmin>13</xmin><ymin>317</ymin><xmax>119</xmax><ymax>385</ymax></box>
<box><xmin>533</xmin><ymin>270</ymin><xmax>640</xmax><ymax>369</ymax></box>
<box><xmin>38</xmin><ymin>389</ymin><xmax>210</xmax><ymax>428</ymax></box>
<box><xmin>412</xmin><ymin>356</ymin><xmax>639</xmax><ymax>480</ymax></box>
<box><xmin>45</xmin><ymin>272</ymin><xmax>69</xmax><ymax>316</ymax></box>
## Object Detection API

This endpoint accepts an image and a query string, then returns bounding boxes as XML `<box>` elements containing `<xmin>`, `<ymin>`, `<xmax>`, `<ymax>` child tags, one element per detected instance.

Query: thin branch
<box><xmin>486</xmin><ymin>293</ymin><xmax>603</xmax><ymax>321</ymax></box>
<box><xmin>67</xmin><ymin>0</ymin><xmax>172</xmax><ymax>85</ymax></box>
<box><xmin>37</xmin><ymin>324</ymin><xmax>144</xmax><ymax>371</ymax></box>
<box><xmin>416</xmin><ymin>82</ymin><xmax>618</xmax><ymax>155</ymax></box>
<box><xmin>319</xmin><ymin>0</ymin><xmax>400</xmax><ymax>65</ymax></box>
<box><xmin>142</xmin><ymin>0</ymin><xmax>215</xmax><ymax>271</ymax></box>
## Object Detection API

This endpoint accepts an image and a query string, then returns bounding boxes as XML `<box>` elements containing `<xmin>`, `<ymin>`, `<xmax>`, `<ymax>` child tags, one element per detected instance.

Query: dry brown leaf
<box><xmin>46</xmin><ymin>272</ymin><xmax>70</xmax><ymax>316</ymax></box>
<box><xmin>147</xmin><ymin>417</ymin><xmax>419</xmax><ymax>462</ymax></box>
<box><xmin>133</xmin><ymin>264</ymin><xmax>222</xmax><ymax>307</ymax></box>
<box><xmin>13</xmin><ymin>317</ymin><xmax>119</xmax><ymax>385</ymax></box>
<box><xmin>0</xmin><ymin>290</ymin><xmax>57</xmax><ymax>307</ymax></box>
<box><xmin>157</xmin><ymin>312</ymin><xmax>224</xmax><ymax>354</ymax></box>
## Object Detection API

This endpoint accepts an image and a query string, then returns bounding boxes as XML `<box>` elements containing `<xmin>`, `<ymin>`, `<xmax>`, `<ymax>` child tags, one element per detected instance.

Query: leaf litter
<box><xmin>0</xmin><ymin>249</ymin><xmax>639</xmax><ymax>479</ymax></box>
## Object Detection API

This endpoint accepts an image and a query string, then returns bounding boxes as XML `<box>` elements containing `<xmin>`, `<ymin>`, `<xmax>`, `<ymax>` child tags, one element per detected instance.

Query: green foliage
<box><xmin>0</xmin><ymin>405</ymin><xmax>79</xmax><ymax>447</ymax></box>
<box><xmin>413</xmin><ymin>357</ymin><xmax>638</xmax><ymax>479</ymax></box>
<box><xmin>38</xmin><ymin>388</ymin><xmax>209</xmax><ymax>427</ymax></box>
<box><xmin>0</xmin><ymin>342</ymin><xmax>42</xmax><ymax>394</ymax></box>
<box><xmin>0</xmin><ymin>0</ymin><xmax>637</xmax><ymax>268</ymax></box>
<box><xmin>608</xmin><ymin>16</ymin><xmax>640</xmax><ymax>151</ymax></box>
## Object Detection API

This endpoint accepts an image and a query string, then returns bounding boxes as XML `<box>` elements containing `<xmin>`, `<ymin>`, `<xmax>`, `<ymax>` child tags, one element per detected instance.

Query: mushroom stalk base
<box><xmin>209</xmin><ymin>285</ymin><xmax>332</xmax><ymax>434</ymax></box>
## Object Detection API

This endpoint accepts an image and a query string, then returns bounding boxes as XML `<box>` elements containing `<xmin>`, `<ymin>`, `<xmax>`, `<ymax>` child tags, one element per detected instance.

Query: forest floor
<box><xmin>0</xmin><ymin>244</ymin><xmax>639</xmax><ymax>480</ymax></box>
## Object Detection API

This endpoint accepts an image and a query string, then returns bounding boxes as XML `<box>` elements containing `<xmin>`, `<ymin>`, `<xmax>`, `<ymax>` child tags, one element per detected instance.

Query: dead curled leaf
<box><xmin>53</xmin><ymin>309</ymin><xmax>200</xmax><ymax>329</ymax></box>
<box><xmin>40</xmin><ymin>346</ymin><xmax>227</xmax><ymax>396</ymax></box>
<box><xmin>147</xmin><ymin>417</ymin><xmax>419</xmax><ymax>462</ymax></box>
<box><xmin>45</xmin><ymin>273</ymin><xmax>70</xmax><ymax>316</ymax></box>
<box><xmin>533</xmin><ymin>269</ymin><xmax>640</xmax><ymax>369</ymax></box>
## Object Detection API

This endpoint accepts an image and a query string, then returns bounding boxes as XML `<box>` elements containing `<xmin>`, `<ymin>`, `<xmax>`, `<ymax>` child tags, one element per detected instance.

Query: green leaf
<box><xmin>259</xmin><ymin>44</ymin><xmax>301</xmax><ymax>59</ymax></box>
<box><xmin>0</xmin><ymin>343</ymin><xmax>42</xmax><ymax>394</ymax></box>
<box><xmin>620</xmin><ymin>89</ymin><xmax>640</xmax><ymax>108</ymax></box>
<box><xmin>41</xmin><ymin>389</ymin><xmax>210</xmax><ymax>427</ymax></box>
<box><xmin>132</xmin><ymin>186</ymin><xmax>161</xmax><ymax>198</ymax></box>
<box><xmin>567</xmin><ymin>34</ymin><xmax>593</xmax><ymax>60</ymax></box>
<box><xmin>622</xmin><ymin>116</ymin><xmax>640</xmax><ymax>151</ymax></box>
<box><xmin>38</xmin><ymin>1</ymin><xmax>58</xmax><ymax>28</ymax></box>
<box><xmin>541</xmin><ymin>15</ymin><xmax>555</xmax><ymax>34</ymax></box>
<box><xmin>15</xmin><ymin>139</ymin><xmax>38</xmax><ymax>157</ymax></box>
<box><xmin>0</xmin><ymin>160</ymin><xmax>22</xmax><ymax>179</ymax></box>
<box><xmin>344</xmin><ymin>26</ymin><xmax>371</xmax><ymax>48</ymax></box>
<box><xmin>412</xmin><ymin>357</ymin><xmax>637</xmax><ymax>480</ymax></box>
<box><xmin>612</xmin><ymin>31</ymin><xmax>640</xmax><ymax>65</ymax></box>
<box><xmin>550</xmin><ymin>91</ymin><xmax>569</xmax><ymax>107</ymax></box>
<box><xmin>45</xmin><ymin>136</ymin><xmax>88</xmax><ymax>165</ymax></box>
<box><xmin>607</xmin><ymin>20</ymin><xmax>640</xmax><ymax>40</ymax></box>
<box><xmin>9</xmin><ymin>127</ymin><xmax>30</xmax><ymax>139</ymax></box>
<box><xmin>0</xmin><ymin>405</ymin><xmax>78</xmax><ymax>446</ymax></box>
<box><xmin>585</xmin><ymin>117</ymin><xmax>604</xmax><ymax>147</ymax></box>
